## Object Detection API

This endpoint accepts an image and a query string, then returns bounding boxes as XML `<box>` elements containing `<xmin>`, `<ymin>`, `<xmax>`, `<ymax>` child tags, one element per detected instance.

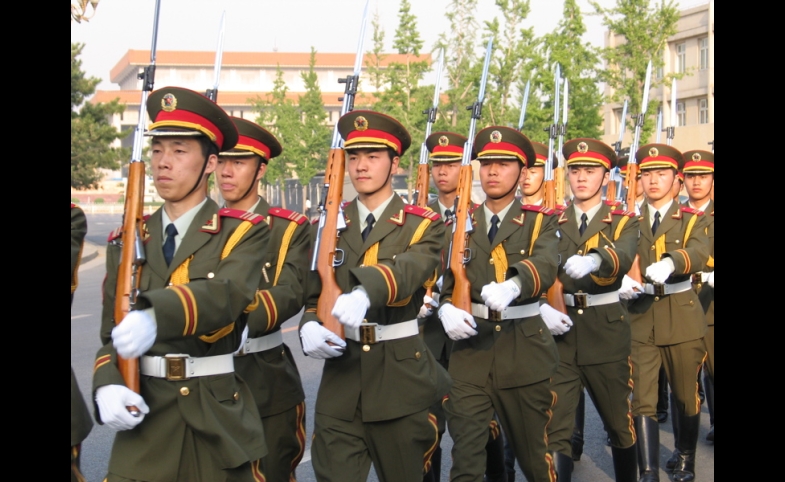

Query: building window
<box><xmin>700</xmin><ymin>37</ymin><xmax>709</xmax><ymax>70</ymax></box>
<box><xmin>656</xmin><ymin>66</ymin><xmax>664</xmax><ymax>80</ymax></box>
<box><xmin>677</xmin><ymin>101</ymin><xmax>686</xmax><ymax>126</ymax></box>
<box><xmin>699</xmin><ymin>98</ymin><xmax>709</xmax><ymax>124</ymax></box>
<box><xmin>676</xmin><ymin>43</ymin><xmax>687</xmax><ymax>73</ymax></box>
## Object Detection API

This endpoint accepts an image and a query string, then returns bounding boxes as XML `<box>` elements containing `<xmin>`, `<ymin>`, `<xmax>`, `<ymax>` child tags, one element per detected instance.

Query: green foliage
<box><xmin>71</xmin><ymin>42</ymin><xmax>129</xmax><ymax>189</ymax></box>
<box><xmin>71</xmin><ymin>197</ymin><xmax>80</xmax><ymax>203</ymax></box>
<box><xmin>365</xmin><ymin>10</ymin><xmax>388</xmax><ymax>92</ymax></box>
<box><xmin>117</xmin><ymin>195</ymin><xmax>125</xmax><ymax>204</ymax></box>
<box><xmin>592</xmin><ymin>0</ymin><xmax>681</xmax><ymax>141</ymax></box>
<box><xmin>94</xmin><ymin>198</ymin><xmax>105</xmax><ymax>204</ymax></box>
<box><xmin>296</xmin><ymin>48</ymin><xmax>332</xmax><ymax>187</ymax></box>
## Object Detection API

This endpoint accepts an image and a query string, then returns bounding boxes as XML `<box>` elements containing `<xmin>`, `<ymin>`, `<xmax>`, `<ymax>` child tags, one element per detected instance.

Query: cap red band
<box><xmin>566</xmin><ymin>152</ymin><xmax>612</xmax><ymax>169</ymax></box>
<box><xmin>346</xmin><ymin>129</ymin><xmax>403</xmax><ymax>154</ymax></box>
<box><xmin>236</xmin><ymin>135</ymin><xmax>272</xmax><ymax>160</ymax></box>
<box><xmin>152</xmin><ymin>109</ymin><xmax>224</xmax><ymax>149</ymax></box>
<box><xmin>683</xmin><ymin>160</ymin><xmax>715</xmax><ymax>172</ymax></box>
<box><xmin>432</xmin><ymin>145</ymin><xmax>464</xmax><ymax>156</ymax></box>
<box><xmin>639</xmin><ymin>156</ymin><xmax>679</xmax><ymax>170</ymax></box>
<box><xmin>478</xmin><ymin>141</ymin><xmax>527</xmax><ymax>162</ymax></box>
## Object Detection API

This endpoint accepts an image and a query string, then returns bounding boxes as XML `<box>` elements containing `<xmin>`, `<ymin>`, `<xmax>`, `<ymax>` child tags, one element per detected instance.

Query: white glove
<box><xmin>539</xmin><ymin>303</ymin><xmax>574</xmax><ymax>336</ymax></box>
<box><xmin>331</xmin><ymin>289</ymin><xmax>371</xmax><ymax>330</ymax></box>
<box><xmin>707</xmin><ymin>271</ymin><xmax>714</xmax><ymax>288</ymax></box>
<box><xmin>646</xmin><ymin>258</ymin><xmax>675</xmax><ymax>284</ymax></box>
<box><xmin>564</xmin><ymin>255</ymin><xmax>598</xmax><ymax>279</ymax></box>
<box><xmin>112</xmin><ymin>309</ymin><xmax>157</xmax><ymax>359</ymax></box>
<box><xmin>619</xmin><ymin>275</ymin><xmax>643</xmax><ymax>300</ymax></box>
<box><xmin>418</xmin><ymin>295</ymin><xmax>439</xmax><ymax>319</ymax></box>
<box><xmin>95</xmin><ymin>385</ymin><xmax>150</xmax><ymax>431</ymax></box>
<box><xmin>438</xmin><ymin>303</ymin><xmax>478</xmax><ymax>340</ymax></box>
<box><xmin>300</xmin><ymin>321</ymin><xmax>346</xmax><ymax>359</ymax></box>
<box><xmin>481</xmin><ymin>280</ymin><xmax>521</xmax><ymax>312</ymax></box>
<box><xmin>234</xmin><ymin>325</ymin><xmax>249</xmax><ymax>355</ymax></box>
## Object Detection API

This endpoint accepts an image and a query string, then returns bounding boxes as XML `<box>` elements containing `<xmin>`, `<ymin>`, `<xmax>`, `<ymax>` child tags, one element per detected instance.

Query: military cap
<box><xmin>426</xmin><ymin>132</ymin><xmax>468</xmax><ymax>162</ymax></box>
<box><xmin>146</xmin><ymin>87</ymin><xmax>238</xmax><ymax>151</ymax></box>
<box><xmin>636</xmin><ymin>143</ymin><xmax>684</xmax><ymax>171</ymax></box>
<box><xmin>338</xmin><ymin>110</ymin><xmax>412</xmax><ymax>156</ymax></box>
<box><xmin>682</xmin><ymin>150</ymin><xmax>714</xmax><ymax>175</ymax></box>
<box><xmin>219</xmin><ymin>117</ymin><xmax>282</xmax><ymax>163</ymax></box>
<box><xmin>562</xmin><ymin>138</ymin><xmax>617</xmax><ymax>170</ymax></box>
<box><xmin>474</xmin><ymin>126</ymin><xmax>536</xmax><ymax>168</ymax></box>
<box><xmin>531</xmin><ymin>141</ymin><xmax>558</xmax><ymax>168</ymax></box>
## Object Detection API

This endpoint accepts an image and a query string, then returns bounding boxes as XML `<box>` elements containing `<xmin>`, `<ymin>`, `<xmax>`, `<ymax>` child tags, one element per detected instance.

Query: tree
<box><xmin>592</xmin><ymin>0</ymin><xmax>681</xmax><ymax>142</ymax></box>
<box><xmin>365</xmin><ymin>9</ymin><xmax>387</xmax><ymax>92</ymax></box>
<box><xmin>71</xmin><ymin>42</ymin><xmax>128</xmax><ymax>189</ymax></box>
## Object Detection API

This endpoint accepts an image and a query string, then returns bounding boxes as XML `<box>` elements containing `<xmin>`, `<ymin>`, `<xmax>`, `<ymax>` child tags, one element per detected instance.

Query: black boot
<box><xmin>484</xmin><ymin>421</ymin><xmax>506</xmax><ymax>482</ymax></box>
<box><xmin>656</xmin><ymin>368</ymin><xmax>669</xmax><ymax>423</ymax></box>
<box><xmin>611</xmin><ymin>445</ymin><xmax>638</xmax><ymax>482</ymax></box>
<box><xmin>634</xmin><ymin>416</ymin><xmax>660</xmax><ymax>482</ymax></box>
<box><xmin>672</xmin><ymin>413</ymin><xmax>700</xmax><ymax>482</ymax></box>
<box><xmin>665</xmin><ymin>392</ymin><xmax>681</xmax><ymax>471</ymax></box>
<box><xmin>552</xmin><ymin>451</ymin><xmax>573</xmax><ymax>482</ymax></box>
<box><xmin>571</xmin><ymin>391</ymin><xmax>586</xmax><ymax>461</ymax></box>
<box><xmin>704</xmin><ymin>370</ymin><xmax>714</xmax><ymax>443</ymax></box>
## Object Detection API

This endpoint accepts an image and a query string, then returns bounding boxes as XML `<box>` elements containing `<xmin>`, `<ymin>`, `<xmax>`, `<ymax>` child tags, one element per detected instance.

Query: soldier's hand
<box><xmin>438</xmin><ymin>303</ymin><xmax>478</xmax><ymax>340</ymax></box>
<box><xmin>95</xmin><ymin>385</ymin><xmax>150</xmax><ymax>431</ymax></box>
<box><xmin>332</xmin><ymin>288</ymin><xmax>371</xmax><ymax>329</ymax></box>
<box><xmin>619</xmin><ymin>275</ymin><xmax>643</xmax><ymax>300</ymax></box>
<box><xmin>112</xmin><ymin>309</ymin><xmax>157</xmax><ymax>359</ymax></box>
<box><xmin>564</xmin><ymin>254</ymin><xmax>598</xmax><ymax>279</ymax></box>
<box><xmin>707</xmin><ymin>271</ymin><xmax>714</xmax><ymax>288</ymax></box>
<box><xmin>300</xmin><ymin>321</ymin><xmax>346</xmax><ymax>359</ymax></box>
<box><xmin>418</xmin><ymin>295</ymin><xmax>439</xmax><ymax>319</ymax></box>
<box><xmin>540</xmin><ymin>303</ymin><xmax>573</xmax><ymax>336</ymax></box>
<box><xmin>646</xmin><ymin>258</ymin><xmax>675</xmax><ymax>284</ymax></box>
<box><xmin>481</xmin><ymin>280</ymin><xmax>521</xmax><ymax>312</ymax></box>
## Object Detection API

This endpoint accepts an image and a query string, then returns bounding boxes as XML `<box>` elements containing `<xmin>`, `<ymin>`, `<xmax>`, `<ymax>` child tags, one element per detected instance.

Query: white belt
<box><xmin>236</xmin><ymin>330</ymin><xmax>283</xmax><ymax>356</ymax></box>
<box><xmin>140</xmin><ymin>353</ymin><xmax>234</xmax><ymax>380</ymax></box>
<box><xmin>642</xmin><ymin>280</ymin><xmax>693</xmax><ymax>296</ymax></box>
<box><xmin>346</xmin><ymin>319</ymin><xmax>419</xmax><ymax>344</ymax></box>
<box><xmin>564</xmin><ymin>291</ymin><xmax>620</xmax><ymax>308</ymax></box>
<box><xmin>471</xmin><ymin>302</ymin><xmax>540</xmax><ymax>321</ymax></box>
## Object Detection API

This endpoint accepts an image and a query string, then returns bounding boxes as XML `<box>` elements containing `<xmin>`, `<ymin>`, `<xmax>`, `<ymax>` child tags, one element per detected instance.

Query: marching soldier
<box><xmin>621</xmin><ymin>144</ymin><xmax>709</xmax><ymax>482</ymax></box>
<box><xmin>71</xmin><ymin>204</ymin><xmax>92</xmax><ymax>482</ymax></box>
<box><xmin>217</xmin><ymin>117</ymin><xmax>309</xmax><ymax>481</ymax></box>
<box><xmin>438</xmin><ymin>126</ymin><xmax>560</xmax><ymax>482</ymax></box>
<box><xmin>520</xmin><ymin>141</ymin><xmax>559</xmax><ymax>207</ymax></box>
<box><xmin>542</xmin><ymin>139</ymin><xmax>638</xmax><ymax>482</ymax></box>
<box><xmin>298</xmin><ymin>111</ymin><xmax>451</xmax><ymax>481</ymax></box>
<box><xmin>93</xmin><ymin>87</ymin><xmax>270</xmax><ymax>481</ymax></box>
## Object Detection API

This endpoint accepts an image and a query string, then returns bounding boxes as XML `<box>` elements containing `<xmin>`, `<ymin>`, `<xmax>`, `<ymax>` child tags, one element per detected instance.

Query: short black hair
<box><xmin>198</xmin><ymin>136</ymin><xmax>219</xmax><ymax>161</ymax></box>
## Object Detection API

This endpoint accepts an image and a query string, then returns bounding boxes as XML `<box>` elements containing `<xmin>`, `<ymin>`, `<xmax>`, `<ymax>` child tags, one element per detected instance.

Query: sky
<box><xmin>71</xmin><ymin>0</ymin><xmax>706</xmax><ymax>92</ymax></box>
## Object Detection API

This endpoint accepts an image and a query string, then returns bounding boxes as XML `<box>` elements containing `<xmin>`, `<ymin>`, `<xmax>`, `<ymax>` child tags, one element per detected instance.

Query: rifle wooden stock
<box><xmin>543</xmin><ymin>179</ymin><xmax>567</xmax><ymax>313</ymax></box>
<box><xmin>316</xmin><ymin>148</ymin><xmax>346</xmax><ymax>339</ymax></box>
<box><xmin>624</xmin><ymin>162</ymin><xmax>643</xmax><ymax>284</ymax></box>
<box><xmin>554</xmin><ymin>167</ymin><xmax>566</xmax><ymax>206</ymax></box>
<box><xmin>415</xmin><ymin>163</ymin><xmax>430</xmax><ymax>209</ymax></box>
<box><xmin>448</xmin><ymin>164</ymin><xmax>473</xmax><ymax>313</ymax></box>
<box><xmin>606</xmin><ymin>177</ymin><xmax>617</xmax><ymax>203</ymax></box>
<box><xmin>114</xmin><ymin>161</ymin><xmax>145</xmax><ymax>394</ymax></box>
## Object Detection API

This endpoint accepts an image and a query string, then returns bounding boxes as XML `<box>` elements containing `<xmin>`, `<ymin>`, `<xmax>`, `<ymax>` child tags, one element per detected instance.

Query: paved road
<box><xmin>72</xmin><ymin>213</ymin><xmax>714</xmax><ymax>481</ymax></box>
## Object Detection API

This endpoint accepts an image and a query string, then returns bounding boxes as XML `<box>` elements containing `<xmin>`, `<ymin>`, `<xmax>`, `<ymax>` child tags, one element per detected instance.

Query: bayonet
<box><xmin>666</xmin><ymin>77</ymin><xmax>677</xmax><ymax>146</ymax></box>
<box><xmin>415</xmin><ymin>49</ymin><xmax>445</xmax><ymax>207</ymax></box>
<box><xmin>517</xmin><ymin>80</ymin><xmax>531</xmax><ymax>131</ymax></box>
<box><xmin>205</xmin><ymin>11</ymin><xmax>226</xmax><ymax>102</ymax></box>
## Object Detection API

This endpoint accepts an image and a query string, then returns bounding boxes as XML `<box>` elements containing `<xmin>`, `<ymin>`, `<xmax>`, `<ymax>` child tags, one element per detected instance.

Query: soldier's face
<box><xmin>216</xmin><ymin>155</ymin><xmax>265</xmax><ymax>204</ymax></box>
<box><xmin>480</xmin><ymin>159</ymin><xmax>523</xmax><ymax>200</ymax></box>
<box><xmin>684</xmin><ymin>173</ymin><xmax>714</xmax><ymax>203</ymax></box>
<box><xmin>640</xmin><ymin>168</ymin><xmax>676</xmax><ymax>203</ymax></box>
<box><xmin>431</xmin><ymin>161</ymin><xmax>461</xmax><ymax>194</ymax></box>
<box><xmin>348</xmin><ymin>149</ymin><xmax>399</xmax><ymax>196</ymax></box>
<box><xmin>151</xmin><ymin>137</ymin><xmax>216</xmax><ymax>202</ymax></box>
<box><xmin>521</xmin><ymin>166</ymin><xmax>544</xmax><ymax>196</ymax></box>
<box><xmin>568</xmin><ymin>166</ymin><xmax>609</xmax><ymax>202</ymax></box>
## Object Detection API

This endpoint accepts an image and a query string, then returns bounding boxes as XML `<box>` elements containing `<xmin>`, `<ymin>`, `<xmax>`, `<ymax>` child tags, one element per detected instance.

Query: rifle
<box><xmin>555</xmin><ymin>78</ymin><xmax>568</xmax><ymax>206</ymax></box>
<box><xmin>204</xmin><ymin>11</ymin><xmax>226</xmax><ymax>102</ymax></box>
<box><xmin>608</xmin><ymin>99</ymin><xmax>628</xmax><ymax>202</ymax></box>
<box><xmin>114</xmin><ymin>0</ymin><xmax>162</xmax><ymax>406</ymax></box>
<box><xmin>625</xmin><ymin>60</ymin><xmax>653</xmax><ymax>285</ymax></box>
<box><xmin>543</xmin><ymin>65</ymin><xmax>567</xmax><ymax>314</ymax></box>
<box><xmin>446</xmin><ymin>38</ymin><xmax>493</xmax><ymax>314</ymax></box>
<box><xmin>311</xmin><ymin>0</ymin><xmax>370</xmax><ymax>339</ymax></box>
<box><xmin>415</xmin><ymin>49</ymin><xmax>445</xmax><ymax>209</ymax></box>
<box><xmin>517</xmin><ymin>80</ymin><xmax>531</xmax><ymax>131</ymax></box>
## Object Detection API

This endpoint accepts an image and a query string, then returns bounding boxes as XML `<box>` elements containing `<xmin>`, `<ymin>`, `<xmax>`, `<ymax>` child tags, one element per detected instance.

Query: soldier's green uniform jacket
<box><xmin>300</xmin><ymin>195</ymin><xmax>451</xmax><ymax>422</ymax></box>
<box><xmin>422</xmin><ymin>198</ymin><xmax>453</xmax><ymax>362</ymax></box>
<box><xmin>71</xmin><ymin>204</ymin><xmax>92</xmax><ymax>447</ymax></box>
<box><xmin>94</xmin><ymin>200</ymin><xmax>269</xmax><ymax>482</ymax></box>
<box><xmin>555</xmin><ymin>202</ymin><xmax>639</xmax><ymax>365</ymax></box>
<box><xmin>695</xmin><ymin>200</ymin><xmax>714</xmax><ymax>322</ymax></box>
<box><xmin>235</xmin><ymin>198</ymin><xmax>308</xmax><ymax>418</ymax></box>
<box><xmin>441</xmin><ymin>203</ymin><xmax>560</xmax><ymax>388</ymax></box>
<box><xmin>628</xmin><ymin>202</ymin><xmax>710</xmax><ymax>345</ymax></box>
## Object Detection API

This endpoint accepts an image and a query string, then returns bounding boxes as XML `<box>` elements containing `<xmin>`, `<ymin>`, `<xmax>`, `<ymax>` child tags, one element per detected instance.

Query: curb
<box><xmin>81</xmin><ymin>242</ymin><xmax>100</xmax><ymax>264</ymax></box>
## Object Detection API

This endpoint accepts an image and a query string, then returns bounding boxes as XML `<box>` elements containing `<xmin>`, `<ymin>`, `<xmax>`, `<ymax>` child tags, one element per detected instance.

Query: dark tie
<box><xmin>488</xmin><ymin>214</ymin><xmax>500</xmax><ymax>243</ymax></box>
<box><xmin>163</xmin><ymin>223</ymin><xmax>177</xmax><ymax>266</ymax></box>
<box><xmin>362</xmin><ymin>214</ymin><xmax>375</xmax><ymax>242</ymax></box>
<box><xmin>652</xmin><ymin>211</ymin><xmax>661</xmax><ymax>235</ymax></box>
<box><xmin>444</xmin><ymin>209</ymin><xmax>453</xmax><ymax>219</ymax></box>
<box><xmin>579</xmin><ymin>213</ymin><xmax>588</xmax><ymax>236</ymax></box>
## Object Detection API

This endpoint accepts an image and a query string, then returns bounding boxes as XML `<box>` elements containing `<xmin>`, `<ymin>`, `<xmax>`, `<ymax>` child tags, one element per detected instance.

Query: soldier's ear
<box><xmin>257</xmin><ymin>160</ymin><xmax>267</xmax><ymax>182</ymax></box>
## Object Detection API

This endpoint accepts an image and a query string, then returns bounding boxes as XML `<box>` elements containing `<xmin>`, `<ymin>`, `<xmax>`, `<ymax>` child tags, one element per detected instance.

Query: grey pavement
<box><xmin>72</xmin><ymin>213</ymin><xmax>714</xmax><ymax>481</ymax></box>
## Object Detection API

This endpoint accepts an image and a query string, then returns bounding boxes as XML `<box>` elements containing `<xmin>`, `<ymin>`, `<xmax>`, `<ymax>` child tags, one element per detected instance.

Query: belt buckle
<box><xmin>653</xmin><ymin>283</ymin><xmax>667</xmax><ymax>297</ymax></box>
<box><xmin>359</xmin><ymin>323</ymin><xmax>378</xmax><ymax>344</ymax></box>
<box><xmin>489</xmin><ymin>310</ymin><xmax>502</xmax><ymax>322</ymax></box>
<box><xmin>164</xmin><ymin>354</ymin><xmax>190</xmax><ymax>381</ymax></box>
<box><xmin>573</xmin><ymin>293</ymin><xmax>588</xmax><ymax>309</ymax></box>
<box><xmin>692</xmin><ymin>273</ymin><xmax>703</xmax><ymax>285</ymax></box>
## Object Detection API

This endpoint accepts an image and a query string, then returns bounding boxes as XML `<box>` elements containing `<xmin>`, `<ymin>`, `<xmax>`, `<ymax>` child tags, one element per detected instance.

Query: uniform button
<box><xmin>392</xmin><ymin>255</ymin><xmax>397</xmax><ymax>260</ymax></box>
<box><xmin>654</xmin><ymin>296</ymin><xmax>660</xmax><ymax>302</ymax></box>
<box><xmin>651</xmin><ymin>246</ymin><xmax>656</xmax><ymax>250</ymax></box>
<box><xmin>168</xmin><ymin>282</ymin><xmax>174</xmax><ymax>286</ymax></box>
<box><xmin>577</xmin><ymin>309</ymin><xmax>584</xmax><ymax>315</ymax></box>
<box><xmin>180</xmin><ymin>387</ymin><xmax>190</xmax><ymax>396</ymax></box>
<box><xmin>264</xmin><ymin>262</ymin><xmax>272</xmax><ymax>268</ymax></box>
<box><xmin>207</xmin><ymin>272</ymin><xmax>215</xmax><ymax>279</ymax></box>
<box><xmin>689</xmin><ymin>300</ymin><xmax>694</xmax><ymax>306</ymax></box>
<box><xmin>696</xmin><ymin>283</ymin><xmax>702</xmax><ymax>289</ymax></box>
<box><xmin>360</xmin><ymin>264</ymin><xmax>366</xmax><ymax>268</ymax></box>
<box><xmin>363</xmin><ymin>319</ymin><xmax>368</xmax><ymax>324</ymax></box>
<box><xmin>282</xmin><ymin>350</ymin><xmax>286</xmax><ymax>357</ymax></box>
<box><xmin>620</xmin><ymin>315</ymin><xmax>625</xmax><ymax>321</ymax></box>
<box><xmin>577</xmin><ymin>250</ymin><xmax>583</xmax><ymax>255</ymax></box>
<box><xmin>362</xmin><ymin>345</ymin><xmax>371</xmax><ymax>352</ymax></box>
<box><xmin>489</xmin><ymin>258</ymin><xmax>494</xmax><ymax>265</ymax></box>
<box><xmin>675</xmin><ymin>240</ymin><xmax>680</xmax><ymax>244</ymax></box>
<box><xmin>495</xmin><ymin>325</ymin><xmax>501</xmax><ymax>332</ymax></box>
<box><xmin>233</xmin><ymin>392</ymin><xmax>240</xmax><ymax>401</ymax></box>
<box><xmin>520</xmin><ymin>249</ymin><xmax>526</xmax><ymax>255</ymax></box>
<box><xmin>415</xmin><ymin>351</ymin><xmax>422</xmax><ymax>360</ymax></box>
<box><xmin>539</xmin><ymin>328</ymin><xmax>543</xmax><ymax>335</ymax></box>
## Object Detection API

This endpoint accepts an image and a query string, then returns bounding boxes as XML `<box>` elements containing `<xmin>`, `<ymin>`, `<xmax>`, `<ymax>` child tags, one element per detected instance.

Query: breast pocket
<box><xmin>505</xmin><ymin>241</ymin><xmax>529</xmax><ymax>265</ymax></box>
<box><xmin>186</xmin><ymin>255</ymin><xmax>220</xmax><ymax>281</ymax></box>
